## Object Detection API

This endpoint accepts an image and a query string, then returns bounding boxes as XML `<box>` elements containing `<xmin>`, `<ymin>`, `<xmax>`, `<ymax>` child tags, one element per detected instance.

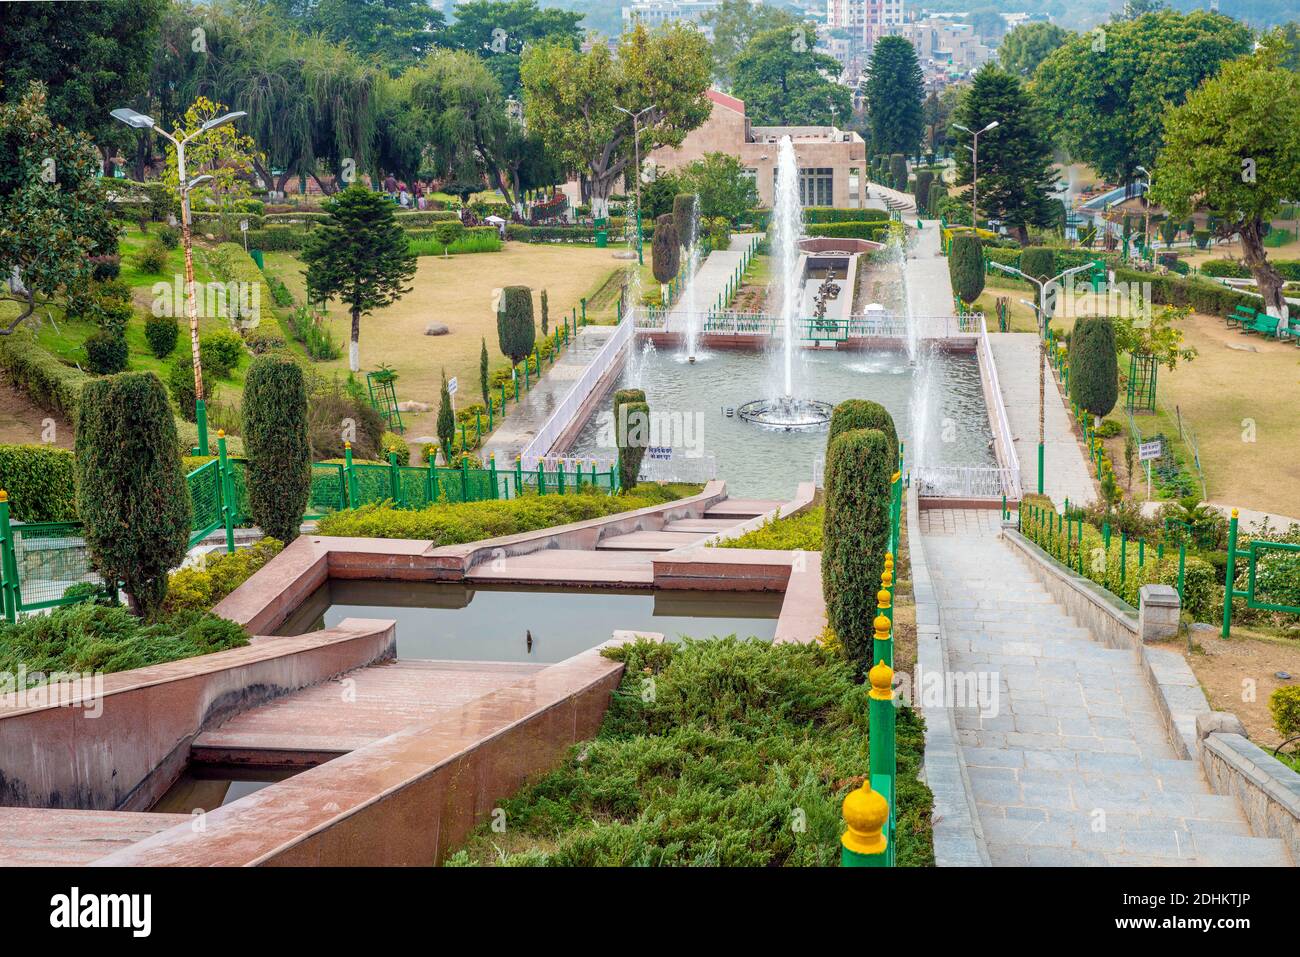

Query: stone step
<box><xmin>703</xmin><ymin>499</ymin><xmax>782</xmax><ymax>519</ymax></box>
<box><xmin>594</xmin><ymin>530</ymin><xmax>704</xmax><ymax>551</ymax></box>
<box><xmin>661</xmin><ymin>518</ymin><xmax>744</xmax><ymax>533</ymax></box>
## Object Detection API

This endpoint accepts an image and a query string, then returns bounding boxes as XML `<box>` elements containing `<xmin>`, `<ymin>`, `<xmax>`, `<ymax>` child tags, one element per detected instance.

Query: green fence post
<box><xmin>610</xmin><ymin>463</ymin><xmax>619</xmax><ymax>492</ymax></box>
<box><xmin>217</xmin><ymin>430</ymin><xmax>236</xmax><ymax>554</ymax></box>
<box><xmin>475</xmin><ymin>411</ymin><xmax>482</xmax><ymax>447</ymax></box>
<box><xmin>581</xmin><ymin>298</ymin><xmax>586</xmax><ymax>324</ymax></box>
<box><xmin>1221</xmin><ymin>509</ymin><xmax>1238</xmax><ymax>638</ymax></box>
<box><xmin>461</xmin><ymin>457</ymin><xmax>469</xmax><ymax>502</ymax></box>
<box><xmin>514</xmin><ymin>371</ymin><xmax>520</xmax><ymax>401</ymax></box>
<box><xmin>489</xmin><ymin>454</ymin><xmax>499</xmax><ymax>500</ymax></box>
<box><xmin>840</xmin><ymin>782</ymin><xmax>890</xmax><ymax>867</ymax></box>
<box><xmin>1177</xmin><ymin>540</ymin><xmax>1186</xmax><ymax>602</ymax></box>
<box><xmin>460</xmin><ymin>422</ymin><xmax>467</xmax><ymax>450</ymax></box>
<box><xmin>1120</xmin><ymin>531</ymin><xmax>1127</xmax><ymax>584</ymax></box>
<box><xmin>487</xmin><ymin>402</ymin><xmax>494</xmax><ymax>432</ymax></box>
<box><xmin>515</xmin><ymin>456</ymin><xmax>523</xmax><ymax>495</ymax></box>
<box><xmin>344</xmin><ymin>442</ymin><xmax>359</xmax><ymax>508</ymax></box>
<box><xmin>195</xmin><ymin>397</ymin><xmax>209</xmax><ymax>456</ymax></box>
<box><xmin>0</xmin><ymin>490</ymin><xmax>16</xmax><ymax>622</ymax></box>
<box><xmin>425</xmin><ymin>457</ymin><xmax>436</xmax><ymax>504</ymax></box>
<box><xmin>537</xmin><ymin>462</ymin><xmax>546</xmax><ymax>496</ymax></box>
<box><xmin>558</xmin><ymin>460</ymin><xmax>566</xmax><ymax>495</ymax></box>
<box><xmin>388</xmin><ymin>451</ymin><xmax>402</xmax><ymax>507</ymax></box>
<box><xmin>524</xmin><ymin>362</ymin><xmax>530</xmax><ymax>391</ymax></box>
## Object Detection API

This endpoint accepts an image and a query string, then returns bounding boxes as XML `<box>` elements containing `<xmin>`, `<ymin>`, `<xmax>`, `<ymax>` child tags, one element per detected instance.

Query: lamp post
<box><xmin>614</xmin><ymin>104</ymin><xmax>656</xmax><ymax>267</ymax></box>
<box><xmin>1135</xmin><ymin>164</ymin><xmax>1153</xmax><ymax>260</ymax></box>
<box><xmin>953</xmin><ymin>120</ymin><xmax>998</xmax><ymax>229</ymax></box>
<box><xmin>990</xmin><ymin>261</ymin><xmax>1094</xmax><ymax>496</ymax></box>
<box><xmin>111</xmin><ymin>107</ymin><xmax>247</xmax><ymax>454</ymax></box>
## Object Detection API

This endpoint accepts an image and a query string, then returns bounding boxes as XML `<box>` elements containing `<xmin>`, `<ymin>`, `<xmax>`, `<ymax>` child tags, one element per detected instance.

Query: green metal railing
<box><xmin>1222</xmin><ymin>509</ymin><xmax>1300</xmax><ymax>637</ymax></box>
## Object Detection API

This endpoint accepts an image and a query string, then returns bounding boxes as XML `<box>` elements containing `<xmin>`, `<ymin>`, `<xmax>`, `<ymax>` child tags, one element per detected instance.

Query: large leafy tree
<box><xmin>0</xmin><ymin>0</ymin><xmax>166</xmax><ymax>172</ymax></box>
<box><xmin>521</xmin><ymin>23</ymin><xmax>711</xmax><ymax>220</ymax></box>
<box><xmin>1033</xmin><ymin>10</ymin><xmax>1252</xmax><ymax>183</ymax></box>
<box><xmin>700</xmin><ymin>0</ymin><xmax>801</xmax><ymax>88</ymax></box>
<box><xmin>863</xmin><ymin>36</ymin><xmax>924</xmax><ymax>157</ymax></box>
<box><xmin>951</xmin><ymin>65</ymin><xmax>1059</xmax><ymax>241</ymax></box>
<box><xmin>731</xmin><ymin>26</ymin><xmax>851</xmax><ymax>127</ymax></box>
<box><xmin>0</xmin><ymin>85</ymin><xmax>117</xmax><ymax>332</ymax></box>
<box><xmin>160</xmin><ymin>97</ymin><xmax>263</xmax><ymax>235</ymax></box>
<box><xmin>1151</xmin><ymin>56</ymin><xmax>1300</xmax><ymax>318</ymax></box>
<box><xmin>295</xmin><ymin>0</ymin><xmax>443</xmax><ymax>73</ymax></box>
<box><xmin>677</xmin><ymin>152</ymin><xmax>759</xmax><ymax>222</ymax></box>
<box><xmin>440</xmin><ymin>0</ymin><xmax>584</xmax><ymax>97</ymax></box>
<box><xmin>998</xmin><ymin>22</ymin><xmax>1070</xmax><ymax>78</ymax></box>
<box><xmin>302</xmin><ymin>185</ymin><xmax>417</xmax><ymax>371</ymax></box>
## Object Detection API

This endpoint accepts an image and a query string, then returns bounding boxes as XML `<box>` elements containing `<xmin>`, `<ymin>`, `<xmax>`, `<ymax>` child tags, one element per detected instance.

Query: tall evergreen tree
<box><xmin>437</xmin><ymin>369</ymin><xmax>456</xmax><ymax>465</ymax></box>
<box><xmin>863</xmin><ymin>36</ymin><xmax>924</xmax><ymax>157</ymax></box>
<box><xmin>952</xmin><ymin>65</ymin><xmax>1059</xmax><ymax>242</ymax></box>
<box><xmin>301</xmin><ymin>184</ymin><xmax>417</xmax><ymax>372</ymax></box>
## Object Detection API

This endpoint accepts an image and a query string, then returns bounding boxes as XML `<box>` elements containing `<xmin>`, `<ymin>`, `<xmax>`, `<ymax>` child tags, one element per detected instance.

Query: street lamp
<box><xmin>953</xmin><ymin>120</ymin><xmax>998</xmax><ymax>229</ymax></box>
<box><xmin>990</xmin><ymin>260</ymin><xmax>1093</xmax><ymax>495</ymax></box>
<box><xmin>1135</xmin><ymin>165</ymin><xmax>1153</xmax><ymax>260</ymax></box>
<box><xmin>614</xmin><ymin>104</ymin><xmax>656</xmax><ymax>267</ymax></box>
<box><xmin>111</xmin><ymin>107</ymin><xmax>247</xmax><ymax>453</ymax></box>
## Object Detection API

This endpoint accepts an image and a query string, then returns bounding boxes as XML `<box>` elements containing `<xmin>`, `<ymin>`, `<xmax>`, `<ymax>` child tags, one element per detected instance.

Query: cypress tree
<box><xmin>821</xmin><ymin>428</ymin><xmax>894</xmax><ymax>678</ymax></box>
<box><xmin>890</xmin><ymin>153</ymin><xmax>908</xmax><ymax>192</ymax></box>
<box><xmin>1020</xmin><ymin>246</ymin><xmax>1056</xmax><ymax>285</ymax></box>
<box><xmin>437</xmin><ymin>369</ymin><xmax>456</xmax><ymax>465</ymax></box>
<box><xmin>540</xmin><ymin>288</ymin><xmax>549</xmax><ymax>336</ymax></box>
<box><xmin>928</xmin><ymin>180</ymin><xmax>946</xmax><ymax>217</ymax></box>
<box><xmin>1069</xmin><ymin>317</ymin><xmax>1119</xmax><ymax>425</ymax></box>
<box><xmin>652</xmin><ymin>214</ymin><xmax>680</xmax><ymax>301</ymax></box>
<box><xmin>497</xmin><ymin>285</ymin><xmax>535</xmax><ymax>366</ymax></box>
<box><xmin>829</xmin><ymin>399</ymin><xmax>899</xmax><ymax>469</ymax></box>
<box><xmin>617</xmin><ymin>398</ymin><xmax>650</xmax><ymax>490</ymax></box>
<box><xmin>673</xmin><ymin>194</ymin><xmax>698</xmax><ymax>247</ymax></box>
<box><xmin>480</xmin><ymin>337</ymin><xmax>490</xmax><ymax>404</ymax></box>
<box><xmin>914</xmin><ymin>170</ymin><xmax>934</xmax><ymax>213</ymax></box>
<box><xmin>242</xmin><ymin>355</ymin><xmax>310</xmax><ymax>544</ymax></box>
<box><xmin>948</xmin><ymin>234</ymin><xmax>986</xmax><ymax>305</ymax></box>
<box><xmin>74</xmin><ymin>371</ymin><xmax>190</xmax><ymax>617</ymax></box>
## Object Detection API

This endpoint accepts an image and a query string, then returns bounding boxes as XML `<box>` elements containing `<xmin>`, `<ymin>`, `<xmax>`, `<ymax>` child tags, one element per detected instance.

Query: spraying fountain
<box><xmin>737</xmin><ymin>136</ymin><xmax>833</xmax><ymax>430</ymax></box>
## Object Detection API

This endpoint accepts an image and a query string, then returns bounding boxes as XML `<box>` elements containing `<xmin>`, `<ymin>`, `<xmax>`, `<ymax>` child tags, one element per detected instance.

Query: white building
<box><xmin>622</xmin><ymin>0</ymin><xmax>725</xmax><ymax>34</ymax></box>
<box><xmin>826</xmin><ymin>0</ymin><xmax>905</xmax><ymax>44</ymax></box>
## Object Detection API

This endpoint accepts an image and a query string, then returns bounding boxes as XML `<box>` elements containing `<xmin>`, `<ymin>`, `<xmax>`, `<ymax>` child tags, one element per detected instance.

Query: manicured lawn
<box><xmin>263</xmin><ymin>243</ymin><xmax>629</xmax><ymax>441</ymax></box>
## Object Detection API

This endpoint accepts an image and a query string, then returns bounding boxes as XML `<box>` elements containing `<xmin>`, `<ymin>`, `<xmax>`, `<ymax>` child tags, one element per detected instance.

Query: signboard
<box><xmin>447</xmin><ymin>377</ymin><xmax>458</xmax><ymax>395</ymax></box>
<box><xmin>240</xmin><ymin>219</ymin><xmax>249</xmax><ymax>233</ymax></box>
<box><xmin>647</xmin><ymin>446</ymin><xmax>673</xmax><ymax>461</ymax></box>
<box><xmin>1138</xmin><ymin>439</ymin><xmax>1162</xmax><ymax>462</ymax></box>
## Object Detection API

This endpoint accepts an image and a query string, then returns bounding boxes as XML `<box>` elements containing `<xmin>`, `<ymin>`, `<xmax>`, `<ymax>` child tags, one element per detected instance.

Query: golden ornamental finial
<box><xmin>869</xmin><ymin>660</ymin><xmax>894</xmax><ymax>699</ymax></box>
<box><xmin>841</xmin><ymin>784</ymin><xmax>889</xmax><ymax>856</ymax></box>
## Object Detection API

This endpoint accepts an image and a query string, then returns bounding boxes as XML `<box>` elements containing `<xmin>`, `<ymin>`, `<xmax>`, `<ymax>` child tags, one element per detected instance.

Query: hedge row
<box><xmin>0</xmin><ymin>336</ymin><xmax>90</xmax><ymax>423</ymax></box>
<box><xmin>1111</xmin><ymin>266</ymin><xmax>1300</xmax><ymax>319</ymax></box>
<box><xmin>0</xmin><ymin>444</ymin><xmax>77</xmax><ymax>522</ymax></box>
<box><xmin>1200</xmin><ymin>258</ymin><xmax>1300</xmax><ymax>281</ymax></box>
<box><xmin>745</xmin><ymin>207</ymin><xmax>889</xmax><ymax>229</ymax></box>
<box><xmin>804</xmin><ymin>221</ymin><xmax>891</xmax><ymax>241</ymax></box>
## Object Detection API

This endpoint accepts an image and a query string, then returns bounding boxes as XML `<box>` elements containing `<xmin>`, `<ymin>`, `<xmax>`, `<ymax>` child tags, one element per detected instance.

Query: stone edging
<box><xmin>1199</xmin><ymin>729</ymin><xmax>1300</xmax><ymax>865</ymax></box>
<box><xmin>908</xmin><ymin>488</ymin><xmax>990</xmax><ymax>866</ymax></box>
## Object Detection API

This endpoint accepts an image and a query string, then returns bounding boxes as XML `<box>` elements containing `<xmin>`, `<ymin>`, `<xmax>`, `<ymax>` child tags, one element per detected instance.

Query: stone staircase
<box><xmin>923</xmin><ymin>517</ymin><xmax>1292</xmax><ymax>866</ymax></box>
<box><xmin>592</xmin><ymin>498</ymin><xmax>780</xmax><ymax>552</ymax></box>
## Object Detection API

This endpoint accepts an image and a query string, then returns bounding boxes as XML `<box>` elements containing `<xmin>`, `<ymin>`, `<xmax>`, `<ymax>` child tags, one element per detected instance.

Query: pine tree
<box><xmin>437</xmin><ymin>369</ymin><xmax>456</xmax><ymax>465</ymax></box>
<box><xmin>951</xmin><ymin>64</ymin><xmax>1059</xmax><ymax>242</ymax></box>
<box><xmin>497</xmin><ymin>286</ymin><xmax>535</xmax><ymax>365</ymax></box>
<box><xmin>863</xmin><ymin>36</ymin><xmax>924</xmax><ymax>157</ymax></box>
<box><xmin>301</xmin><ymin>184</ymin><xmax>417</xmax><ymax>372</ymax></box>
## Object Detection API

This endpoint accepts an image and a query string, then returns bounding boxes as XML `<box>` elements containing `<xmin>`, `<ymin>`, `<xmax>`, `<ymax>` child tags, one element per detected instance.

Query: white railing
<box><xmin>519</xmin><ymin>318</ymin><xmax>631</xmax><ymax>472</ymax></box>
<box><xmin>639</xmin><ymin>452</ymin><xmax>718</xmax><ymax>484</ymax></box>
<box><xmin>911</xmin><ymin>466</ymin><xmax>1016</xmax><ymax>500</ymax></box>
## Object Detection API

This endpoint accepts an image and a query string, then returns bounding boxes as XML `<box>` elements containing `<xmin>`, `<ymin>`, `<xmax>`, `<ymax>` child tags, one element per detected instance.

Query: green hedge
<box><xmin>1112</xmin><ymin>267</ymin><xmax>1300</xmax><ymax>319</ymax></box>
<box><xmin>804</xmin><ymin>222</ymin><xmax>891</xmax><ymax>241</ymax></box>
<box><xmin>0</xmin><ymin>336</ymin><xmax>90</xmax><ymax>423</ymax></box>
<box><xmin>0</xmin><ymin>444</ymin><xmax>77</xmax><ymax>522</ymax></box>
<box><xmin>313</xmin><ymin>485</ymin><xmax>694</xmax><ymax>544</ymax></box>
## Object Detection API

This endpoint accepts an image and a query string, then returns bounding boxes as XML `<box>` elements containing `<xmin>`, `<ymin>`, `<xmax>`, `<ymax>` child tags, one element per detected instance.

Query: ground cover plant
<box><xmin>313</xmin><ymin>484</ymin><xmax>700</xmax><ymax>545</ymax></box>
<box><xmin>446</xmin><ymin>637</ymin><xmax>933</xmax><ymax>867</ymax></box>
<box><xmin>716</xmin><ymin>506</ymin><xmax>824</xmax><ymax>551</ymax></box>
<box><xmin>0</xmin><ymin>604</ymin><xmax>248</xmax><ymax>680</ymax></box>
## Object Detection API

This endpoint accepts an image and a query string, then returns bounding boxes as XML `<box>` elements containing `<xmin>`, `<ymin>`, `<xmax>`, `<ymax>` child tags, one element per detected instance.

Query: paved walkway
<box><xmin>988</xmin><ymin>334</ymin><xmax>1095</xmax><ymax>505</ymax></box>
<box><xmin>922</xmin><ymin>511</ymin><xmax>1290</xmax><ymax>866</ymax></box>
<box><xmin>665</xmin><ymin>238</ymin><xmax>758</xmax><ymax>339</ymax></box>
<box><xmin>478</xmin><ymin>325</ymin><xmax>618</xmax><ymax>464</ymax></box>
<box><xmin>905</xmin><ymin>218</ymin><xmax>957</xmax><ymax>321</ymax></box>
<box><xmin>866</xmin><ymin>181</ymin><xmax>918</xmax><ymax>214</ymax></box>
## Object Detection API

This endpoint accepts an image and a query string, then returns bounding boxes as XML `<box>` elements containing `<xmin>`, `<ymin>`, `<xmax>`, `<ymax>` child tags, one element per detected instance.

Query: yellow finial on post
<box><xmin>873</xmin><ymin>612</ymin><xmax>891</xmax><ymax>644</ymax></box>
<box><xmin>217</xmin><ymin>429</ymin><xmax>225</xmax><ymax>438</ymax></box>
<box><xmin>882</xmin><ymin>553</ymin><xmax>894</xmax><ymax>589</ymax></box>
<box><xmin>869</xmin><ymin>660</ymin><xmax>894</xmax><ymax>700</ymax></box>
<box><xmin>344</xmin><ymin>441</ymin><xmax>351</xmax><ymax>449</ymax></box>
<box><xmin>841</xmin><ymin>783</ymin><xmax>889</xmax><ymax>859</ymax></box>
<box><xmin>0</xmin><ymin>490</ymin><xmax>8</xmax><ymax>502</ymax></box>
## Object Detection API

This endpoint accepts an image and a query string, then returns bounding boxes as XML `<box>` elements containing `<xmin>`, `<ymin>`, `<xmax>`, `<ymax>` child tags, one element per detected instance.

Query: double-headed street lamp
<box><xmin>1135</xmin><ymin>164</ymin><xmax>1154</xmax><ymax>260</ymax></box>
<box><xmin>953</xmin><ymin>120</ymin><xmax>998</xmax><ymax>229</ymax></box>
<box><xmin>989</xmin><ymin>260</ymin><xmax>1094</xmax><ymax>495</ymax></box>
<box><xmin>111</xmin><ymin>107</ymin><xmax>247</xmax><ymax>453</ymax></box>
<box><xmin>614</xmin><ymin>104</ymin><xmax>656</xmax><ymax>266</ymax></box>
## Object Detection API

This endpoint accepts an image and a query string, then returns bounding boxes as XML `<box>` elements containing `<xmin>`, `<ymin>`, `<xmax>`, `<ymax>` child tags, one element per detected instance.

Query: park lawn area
<box><xmin>263</xmin><ymin>243</ymin><xmax>628</xmax><ymax>441</ymax></box>
<box><xmin>1154</xmin><ymin>312</ymin><xmax>1300</xmax><ymax>517</ymax></box>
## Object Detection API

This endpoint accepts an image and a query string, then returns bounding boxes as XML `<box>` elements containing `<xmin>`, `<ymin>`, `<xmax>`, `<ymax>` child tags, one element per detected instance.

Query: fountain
<box><xmin>737</xmin><ymin>136</ymin><xmax>833</xmax><ymax>430</ymax></box>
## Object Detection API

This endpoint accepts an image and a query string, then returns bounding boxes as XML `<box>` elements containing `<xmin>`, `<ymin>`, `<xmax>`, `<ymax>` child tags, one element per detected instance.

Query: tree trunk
<box><xmin>1238</xmin><ymin>217</ymin><xmax>1286</xmax><ymax>320</ymax></box>
<box><xmin>350</xmin><ymin>305</ymin><xmax>361</xmax><ymax>372</ymax></box>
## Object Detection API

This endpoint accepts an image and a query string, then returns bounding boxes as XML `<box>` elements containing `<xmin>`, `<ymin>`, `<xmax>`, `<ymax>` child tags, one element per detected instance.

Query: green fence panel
<box><xmin>186</xmin><ymin>460</ymin><xmax>223</xmax><ymax>546</ymax></box>
<box><xmin>9</xmin><ymin>521</ymin><xmax>106</xmax><ymax>611</ymax></box>
<box><xmin>306</xmin><ymin>463</ymin><xmax>347</xmax><ymax>518</ymax></box>
<box><xmin>349</xmin><ymin>463</ymin><xmax>393</xmax><ymax>506</ymax></box>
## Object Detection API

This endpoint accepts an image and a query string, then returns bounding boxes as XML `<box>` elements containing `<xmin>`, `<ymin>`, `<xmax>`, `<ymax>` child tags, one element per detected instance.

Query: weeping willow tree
<box><xmin>300</xmin><ymin>35</ymin><xmax>381</xmax><ymax>194</ymax></box>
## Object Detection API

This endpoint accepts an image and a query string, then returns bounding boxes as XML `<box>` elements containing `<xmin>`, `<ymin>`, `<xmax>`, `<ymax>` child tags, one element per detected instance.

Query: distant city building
<box><xmin>826</xmin><ymin>0</ymin><xmax>905</xmax><ymax>44</ymax></box>
<box><xmin>622</xmin><ymin>0</ymin><xmax>725</xmax><ymax>35</ymax></box>
<box><xmin>885</xmin><ymin>15</ymin><xmax>992</xmax><ymax>89</ymax></box>
<box><xmin>648</xmin><ymin>90</ymin><xmax>868</xmax><ymax>208</ymax></box>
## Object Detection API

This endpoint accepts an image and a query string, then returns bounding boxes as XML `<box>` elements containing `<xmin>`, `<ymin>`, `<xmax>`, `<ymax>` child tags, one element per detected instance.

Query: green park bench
<box><xmin>1242</xmin><ymin>309</ymin><xmax>1281</xmax><ymax>338</ymax></box>
<box><xmin>1286</xmin><ymin>316</ymin><xmax>1300</xmax><ymax>346</ymax></box>
<box><xmin>1226</xmin><ymin>304</ymin><xmax>1256</xmax><ymax>329</ymax></box>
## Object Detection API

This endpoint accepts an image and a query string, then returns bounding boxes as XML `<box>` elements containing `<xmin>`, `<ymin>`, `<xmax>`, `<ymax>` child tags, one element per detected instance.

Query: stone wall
<box><xmin>1199</xmin><ymin>727</ymin><xmax>1300</xmax><ymax>865</ymax></box>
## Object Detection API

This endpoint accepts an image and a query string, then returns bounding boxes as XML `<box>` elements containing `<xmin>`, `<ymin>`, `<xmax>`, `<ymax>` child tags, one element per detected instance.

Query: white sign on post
<box><xmin>1138</xmin><ymin>440</ymin><xmax>1162</xmax><ymax>462</ymax></box>
<box><xmin>447</xmin><ymin>377</ymin><xmax>458</xmax><ymax>395</ymax></box>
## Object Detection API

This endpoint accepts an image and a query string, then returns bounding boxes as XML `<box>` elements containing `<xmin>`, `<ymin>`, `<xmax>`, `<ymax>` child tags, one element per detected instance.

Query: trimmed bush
<box><xmin>164</xmin><ymin>538</ymin><xmax>284</xmax><ymax>613</ymax></box>
<box><xmin>804</xmin><ymin>222</ymin><xmax>891</xmax><ymax>241</ymax></box>
<box><xmin>1068</xmin><ymin>317</ymin><xmax>1119</xmax><ymax>422</ymax></box>
<box><xmin>145</xmin><ymin>315</ymin><xmax>180</xmax><ymax>359</ymax></box>
<box><xmin>155</xmin><ymin>224</ymin><xmax>181</xmax><ymax>249</ymax></box>
<box><xmin>822</xmin><ymin>428</ymin><xmax>894</xmax><ymax>678</ymax></box>
<box><xmin>167</xmin><ymin>356</ymin><xmax>213</xmax><ymax>422</ymax></box>
<box><xmin>673</xmin><ymin>194</ymin><xmax>698</xmax><ymax>246</ymax></box>
<box><xmin>0</xmin><ymin>444</ymin><xmax>77</xmax><ymax>522</ymax></box>
<box><xmin>497</xmin><ymin>285</ymin><xmax>535</xmax><ymax>366</ymax></box>
<box><xmin>828</xmin><ymin>399</ymin><xmax>899</xmax><ymax>467</ymax></box>
<box><xmin>1270</xmin><ymin>686</ymin><xmax>1300</xmax><ymax>739</ymax></box>
<box><xmin>242</xmin><ymin>356</ymin><xmax>310</xmax><ymax>544</ymax></box>
<box><xmin>1020</xmin><ymin>246</ymin><xmax>1056</xmax><ymax>285</ymax></box>
<box><xmin>84</xmin><ymin>330</ymin><xmax>128</xmax><ymax>375</ymax></box>
<box><xmin>914</xmin><ymin>170</ymin><xmax>934</xmax><ymax>213</ymax></box>
<box><xmin>802</xmin><ymin>207</ymin><xmax>890</xmax><ymax>224</ymax></box>
<box><xmin>652</xmin><ymin>214</ymin><xmax>680</xmax><ymax>287</ymax></box>
<box><xmin>617</xmin><ymin>399</ymin><xmax>650</xmax><ymax>490</ymax></box>
<box><xmin>927</xmin><ymin>181</ymin><xmax>945</xmax><ymax>216</ymax></box>
<box><xmin>132</xmin><ymin>238</ymin><xmax>168</xmax><ymax>274</ymax></box>
<box><xmin>540</xmin><ymin>288</ymin><xmax>549</xmax><ymax>336</ymax></box>
<box><xmin>380</xmin><ymin>431</ymin><xmax>409</xmax><ymax>466</ymax></box>
<box><xmin>890</xmin><ymin>154</ymin><xmax>907</xmax><ymax>192</ymax></box>
<box><xmin>75</xmin><ymin>372</ymin><xmax>191</xmax><ymax>616</ymax></box>
<box><xmin>0</xmin><ymin>337</ymin><xmax>89</xmax><ymax>422</ymax></box>
<box><xmin>199</xmin><ymin>329</ymin><xmax>245</xmax><ymax>379</ymax></box>
<box><xmin>949</xmin><ymin>234</ymin><xmax>985</xmax><ymax>305</ymax></box>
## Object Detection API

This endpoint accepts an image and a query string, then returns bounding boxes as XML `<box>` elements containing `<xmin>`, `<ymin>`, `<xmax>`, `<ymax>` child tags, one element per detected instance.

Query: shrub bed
<box><xmin>446</xmin><ymin>637</ymin><xmax>933</xmax><ymax>867</ymax></box>
<box><xmin>716</xmin><ymin>506</ymin><xmax>824</xmax><ymax>550</ymax></box>
<box><xmin>0</xmin><ymin>444</ymin><xmax>78</xmax><ymax>522</ymax></box>
<box><xmin>313</xmin><ymin>485</ymin><xmax>697</xmax><ymax>545</ymax></box>
<box><xmin>804</xmin><ymin>221</ymin><xmax>890</xmax><ymax>241</ymax></box>
<box><xmin>0</xmin><ymin>604</ymin><xmax>248</xmax><ymax>678</ymax></box>
<box><xmin>164</xmin><ymin>538</ymin><xmax>284</xmax><ymax>613</ymax></box>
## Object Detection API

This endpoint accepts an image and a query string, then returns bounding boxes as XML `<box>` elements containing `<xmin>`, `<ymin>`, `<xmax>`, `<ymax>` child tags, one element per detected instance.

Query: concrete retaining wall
<box><xmin>1200</xmin><ymin>732</ymin><xmax>1300</xmax><ymax>865</ymax></box>
<box><xmin>0</xmin><ymin>619</ymin><xmax>396</xmax><ymax>811</ymax></box>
